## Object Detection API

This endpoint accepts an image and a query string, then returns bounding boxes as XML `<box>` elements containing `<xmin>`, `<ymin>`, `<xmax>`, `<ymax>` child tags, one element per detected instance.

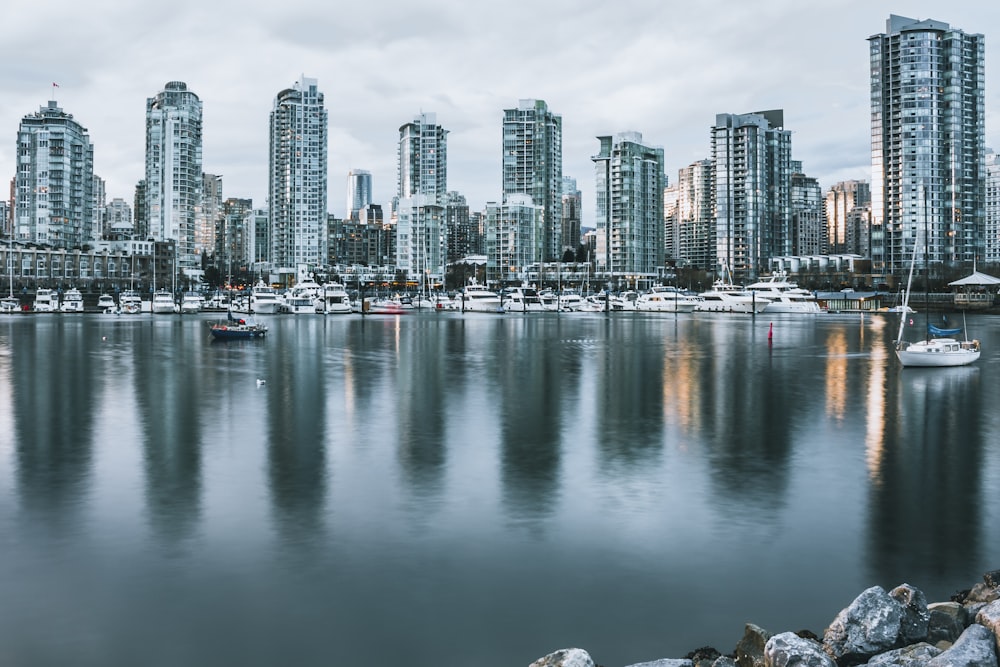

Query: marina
<box><xmin>0</xmin><ymin>311</ymin><xmax>998</xmax><ymax>667</ymax></box>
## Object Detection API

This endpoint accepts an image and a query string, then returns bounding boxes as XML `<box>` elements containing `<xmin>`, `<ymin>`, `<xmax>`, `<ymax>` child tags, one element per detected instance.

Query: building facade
<box><xmin>825</xmin><ymin>180</ymin><xmax>871</xmax><ymax>255</ymax></box>
<box><xmin>869</xmin><ymin>15</ymin><xmax>986</xmax><ymax>275</ymax></box>
<box><xmin>396</xmin><ymin>113</ymin><xmax>448</xmax><ymax>280</ymax></box>
<box><xmin>790</xmin><ymin>168</ymin><xmax>825</xmax><ymax>256</ymax></box>
<box><xmin>485</xmin><ymin>195</ymin><xmax>542</xmax><ymax>286</ymax></box>
<box><xmin>145</xmin><ymin>81</ymin><xmax>203</xmax><ymax>275</ymax></box>
<box><xmin>592</xmin><ymin>132</ymin><xmax>665</xmax><ymax>284</ymax></box>
<box><xmin>561</xmin><ymin>177</ymin><xmax>582</xmax><ymax>258</ymax></box>
<box><xmin>711</xmin><ymin>110</ymin><xmax>792</xmax><ymax>281</ymax></box>
<box><xmin>14</xmin><ymin>101</ymin><xmax>94</xmax><ymax>248</ymax></box>
<box><xmin>346</xmin><ymin>169</ymin><xmax>372</xmax><ymax>221</ymax></box>
<box><xmin>502</xmin><ymin>99</ymin><xmax>563</xmax><ymax>262</ymax></box>
<box><xmin>987</xmin><ymin>150</ymin><xmax>1000</xmax><ymax>263</ymax></box>
<box><xmin>673</xmin><ymin>159</ymin><xmax>714</xmax><ymax>270</ymax></box>
<box><xmin>268</xmin><ymin>76</ymin><xmax>329</xmax><ymax>276</ymax></box>
<box><xmin>198</xmin><ymin>173</ymin><xmax>223</xmax><ymax>258</ymax></box>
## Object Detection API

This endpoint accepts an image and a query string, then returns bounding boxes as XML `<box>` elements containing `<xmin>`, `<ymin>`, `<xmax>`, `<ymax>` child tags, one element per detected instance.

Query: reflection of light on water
<box><xmin>864</xmin><ymin>340</ymin><xmax>887</xmax><ymax>484</ymax></box>
<box><xmin>824</xmin><ymin>330</ymin><xmax>848</xmax><ymax>422</ymax></box>
<box><xmin>662</xmin><ymin>350</ymin><xmax>699</xmax><ymax>447</ymax></box>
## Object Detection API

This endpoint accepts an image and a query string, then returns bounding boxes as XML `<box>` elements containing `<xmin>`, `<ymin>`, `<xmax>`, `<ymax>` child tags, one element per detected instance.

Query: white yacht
<box><xmin>746</xmin><ymin>272</ymin><xmax>824</xmax><ymax>314</ymax></box>
<box><xmin>281</xmin><ymin>278</ymin><xmax>323</xmax><ymax>313</ymax></box>
<box><xmin>119</xmin><ymin>290</ymin><xmax>142</xmax><ymax>315</ymax></box>
<box><xmin>249</xmin><ymin>282</ymin><xmax>282</xmax><ymax>314</ymax></box>
<box><xmin>695</xmin><ymin>281</ymin><xmax>770</xmax><ymax>314</ymax></box>
<box><xmin>318</xmin><ymin>282</ymin><xmax>353</xmax><ymax>314</ymax></box>
<box><xmin>180</xmin><ymin>292</ymin><xmax>203</xmax><ymax>314</ymax></box>
<box><xmin>502</xmin><ymin>284</ymin><xmax>546</xmax><ymax>312</ymax></box>
<box><xmin>151</xmin><ymin>290</ymin><xmax>177</xmax><ymax>314</ymax></box>
<box><xmin>59</xmin><ymin>288</ymin><xmax>85</xmax><ymax>313</ymax></box>
<box><xmin>97</xmin><ymin>294</ymin><xmax>117</xmax><ymax>313</ymax></box>
<box><xmin>633</xmin><ymin>286</ymin><xmax>698</xmax><ymax>313</ymax></box>
<box><xmin>34</xmin><ymin>288</ymin><xmax>57</xmax><ymax>312</ymax></box>
<box><xmin>456</xmin><ymin>281</ymin><xmax>504</xmax><ymax>313</ymax></box>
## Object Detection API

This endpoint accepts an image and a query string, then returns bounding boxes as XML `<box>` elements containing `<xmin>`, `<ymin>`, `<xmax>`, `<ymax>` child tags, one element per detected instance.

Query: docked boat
<box><xmin>456</xmin><ymin>281</ymin><xmax>504</xmax><ymax>313</ymax></box>
<box><xmin>363</xmin><ymin>295</ymin><xmax>413</xmax><ymax>315</ymax></box>
<box><xmin>634</xmin><ymin>286</ymin><xmax>698</xmax><ymax>313</ymax></box>
<box><xmin>746</xmin><ymin>272</ymin><xmax>824</xmax><ymax>314</ymax></box>
<box><xmin>209</xmin><ymin>311</ymin><xmax>267</xmax><ymax>340</ymax></box>
<box><xmin>34</xmin><ymin>288</ymin><xmax>58</xmax><ymax>312</ymax></box>
<box><xmin>247</xmin><ymin>282</ymin><xmax>281</xmax><ymax>314</ymax></box>
<box><xmin>319</xmin><ymin>282</ymin><xmax>353</xmax><ymax>314</ymax></box>
<box><xmin>281</xmin><ymin>278</ymin><xmax>323</xmax><ymax>313</ymax></box>
<box><xmin>695</xmin><ymin>281</ymin><xmax>770</xmax><ymax>314</ymax></box>
<box><xmin>180</xmin><ymin>292</ymin><xmax>203</xmax><ymax>314</ymax></box>
<box><xmin>1</xmin><ymin>295</ymin><xmax>20</xmax><ymax>313</ymax></box>
<box><xmin>119</xmin><ymin>290</ymin><xmax>142</xmax><ymax>315</ymax></box>
<box><xmin>151</xmin><ymin>290</ymin><xmax>177</xmax><ymax>314</ymax></box>
<box><xmin>503</xmin><ymin>284</ymin><xmax>546</xmax><ymax>312</ymax></box>
<box><xmin>97</xmin><ymin>294</ymin><xmax>117</xmax><ymax>313</ymax></box>
<box><xmin>59</xmin><ymin>288</ymin><xmax>85</xmax><ymax>313</ymax></box>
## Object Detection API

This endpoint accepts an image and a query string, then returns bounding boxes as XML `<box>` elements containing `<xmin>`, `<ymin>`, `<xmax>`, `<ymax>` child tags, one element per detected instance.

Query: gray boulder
<box><xmin>865</xmin><ymin>642</ymin><xmax>942</xmax><ymax>667</ymax></box>
<box><xmin>974</xmin><ymin>599</ymin><xmax>1000</xmax><ymax>653</ymax></box>
<box><xmin>529</xmin><ymin>648</ymin><xmax>595</xmax><ymax>667</ymax></box>
<box><xmin>765</xmin><ymin>631</ymin><xmax>837</xmax><ymax>667</ymax></box>
<box><xmin>823</xmin><ymin>586</ymin><xmax>904</xmax><ymax>665</ymax></box>
<box><xmin>736</xmin><ymin>623</ymin><xmax>773</xmax><ymax>667</ymax></box>
<box><xmin>889</xmin><ymin>584</ymin><xmax>929</xmax><ymax>644</ymax></box>
<box><xmin>927</xmin><ymin>602</ymin><xmax>966</xmax><ymax>645</ymax></box>
<box><xmin>623</xmin><ymin>660</ymin><xmax>693</xmax><ymax>667</ymax></box>
<box><xmin>925</xmin><ymin>624</ymin><xmax>997</xmax><ymax>667</ymax></box>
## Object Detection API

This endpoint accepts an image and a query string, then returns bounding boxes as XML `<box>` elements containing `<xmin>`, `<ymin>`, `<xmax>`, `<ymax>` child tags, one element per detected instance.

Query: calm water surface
<box><xmin>1</xmin><ymin>310</ymin><xmax>998</xmax><ymax>667</ymax></box>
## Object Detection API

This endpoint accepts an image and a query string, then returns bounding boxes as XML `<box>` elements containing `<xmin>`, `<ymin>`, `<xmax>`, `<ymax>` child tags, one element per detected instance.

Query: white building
<box><xmin>395</xmin><ymin>113</ymin><xmax>448</xmax><ymax>279</ymax></box>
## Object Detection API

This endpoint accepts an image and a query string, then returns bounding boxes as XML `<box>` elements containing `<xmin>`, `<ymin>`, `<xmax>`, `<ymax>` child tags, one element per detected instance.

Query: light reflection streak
<box><xmin>824</xmin><ymin>329</ymin><xmax>848</xmax><ymax>423</ymax></box>
<box><xmin>864</xmin><ymin>327</ymin><xmax>888</xmax><ymax>484</ymax></box>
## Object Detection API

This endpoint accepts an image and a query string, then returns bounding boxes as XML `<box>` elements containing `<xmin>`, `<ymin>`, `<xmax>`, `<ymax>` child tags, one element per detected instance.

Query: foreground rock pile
<box><xmin>530</xmin><ymin>570</ymin><xmax>1000</xmax><ymax>667</ymax></box>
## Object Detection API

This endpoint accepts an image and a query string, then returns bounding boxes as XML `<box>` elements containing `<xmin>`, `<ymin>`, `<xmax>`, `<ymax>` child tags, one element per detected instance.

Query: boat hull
<box><xmin>895</xmin><ymin>338</ymin><xmax>980</xmax><ymax>367</ymax></box>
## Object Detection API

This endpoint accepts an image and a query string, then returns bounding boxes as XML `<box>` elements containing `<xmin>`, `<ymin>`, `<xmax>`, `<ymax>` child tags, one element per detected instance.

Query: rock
<box><xmin>927</xmin><ymin>602</ymin><xmax>966</xmax><ymax>644</ymax></box>
<box><xmin>822</xmin><ymin>586</ymin><xmax>903</xmax><ymax>666</ymax></box>
<box><xmin>865</xmin><ymin>642</ymin><xmax>942</xmax><ymax>667</ymax></box>
<box><xmin>889</xmin><ymin>584</ymin><xmax>929</xmax><ymax>644</ymax></box>
<box><xmin>765</xmin><ymin>631</ymin><xmax>837</xmax><ymax>667</ymax></box>
<box><xmin>974</xmin><ymin>599</ymin><xmax>1000</xmax><ymax>653</ymax></box>
<box><xmin>982</xmin><ymin>570</ymin><xmax>1000</xmax><ymax>589</ymax></box>
<box><xmin>736</xmin><ymin>623</ymin><xmax>773</xmax><ymax>667</ymax></box>
<box><xmin>686</xmin><ymin>646</ymin><xmax>722</xmax><ymax>667</ymax></box>
<box><xmin>530</xmin><ymin>648</ymin><xmax>595</xmax><ymax>667</ymax></box>
<box><xmin>964</xmin><ymin>583</ymin><xmax>999</xmax><ymax>605</ymax></box>
<box><xmin>714</xmin><ymin>658</ymin><xmax>738</xmax><ymax>667</ymax></box>
<box><xmin>623</xmin><ymin>660</ymin><xmax>693</xmax><ymax>667</ymax></box>
<box><xmin>925</xmin><ymin>624</ymin><xmax>997</xmax><ymax>667</ymax></box>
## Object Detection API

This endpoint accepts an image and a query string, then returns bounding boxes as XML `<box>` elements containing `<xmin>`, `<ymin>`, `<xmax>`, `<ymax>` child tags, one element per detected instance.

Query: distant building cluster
<box><xmin>2</xmin><ymin>14</ymin><xmax>996</xmax><ymax>290</ymax></box>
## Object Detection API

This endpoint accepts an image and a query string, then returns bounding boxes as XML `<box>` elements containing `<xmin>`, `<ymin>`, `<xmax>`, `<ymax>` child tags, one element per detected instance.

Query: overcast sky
<box><xmin>2</xmin><ymin>1</ymin><xmax>998</xmax><ymax>228</ymax></box>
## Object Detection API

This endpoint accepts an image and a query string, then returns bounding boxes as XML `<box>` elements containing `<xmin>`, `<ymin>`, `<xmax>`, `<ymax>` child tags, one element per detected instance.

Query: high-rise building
<box><xmin>869</xmin><ymin>15</ymin><xmax>985</xmax><ymax>274</ymax></box>
<box><xmin>591</xmin><ymin>132</ymin><xmax>665</xmax><ymax>283</ymax></box>
<box><xmin>396</xmin><ymin>113</ymin><xmax>448</xmax><ymax>281</ymax></box>
<box><xmin>220</xmin><ymin>198</ymin><xmax>253</xmax><ymax>275</ymax></box>
<box><xmin>673</xmin><ymin>159</ymin><xmax>714</xmax><ymax>270</ymax></box>
<box><xmin>986</xmin><ymin>150</ymin><xmax>1000</xmax><ymax>263</ymax></box>
<box><xmin>14</xmin><ymin>100</ymin><xmax>94</xmax><ymax>248</ymax></box>
<box><xmin>105</xmin><ymin>198</ymin><xmax>133</xmax><ymax>240</ymax></box>
<box><xmin>790</xmin><ymin>167</ymin><xmax>825</xmax><ymax>256</ymax></box>
<box><xmin>825</xmin><ymin>181</ymin><xmax>871</xmax><ymax>255</ymax></box>
<box><xmin>444</xmin><ymin>192</ymin><xmax>473</xmax><ymax>263</ymax></box>
<box><xmin>268</xmin><ymin>76</ymin><xmax>328</xmax><ymax>274</ymax></box>
<box><xmin>346</xmin><ymin>169</ymin><xmax>372</xmax><ymax>221</ymax></box>
<box><xmin>485</xmin><ymin>195</ymin><xmax>542</xmax><ymax>286</ymax></box>
<box><xmin>561</xmin><ymin>177</ymin><xmax>582</xmax><ymax>258</ymax></box>
<box><xmin>502</xmin><ymin>99</ymin><xmax>563</xmax><ymax>262</ymax></box>
<box><xmin>145</xmin><ymin>81</ymin><xmax>203</xmax><ymax>275</ymax></box>
<box><xmin>198</xmin><ymin>174</ymin><xmax>223</xmax><ymax>257</ymax></box>
<box><xmin>92</xmin><ymin>175</ymin><xmax>105</xmax><ymax>241</ymax></box>
<box><xmin>711</xmin><ymin>110</ymin><xmax>792</xmax><ymax>280</ymax></box>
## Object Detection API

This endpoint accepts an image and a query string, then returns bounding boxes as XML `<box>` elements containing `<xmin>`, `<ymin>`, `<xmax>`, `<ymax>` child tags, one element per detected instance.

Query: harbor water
<box><xmin>1</xmin><ymin>311</ymin><xmax>998</xmax><ymax>667</ymax></box>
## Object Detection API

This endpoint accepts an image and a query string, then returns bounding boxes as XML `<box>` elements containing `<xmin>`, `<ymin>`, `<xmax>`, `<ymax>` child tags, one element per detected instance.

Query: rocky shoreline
<box><xmin>530</xmin><ymin>570</ymin><xmax>1000</xmax><ymax>667</ymax></box>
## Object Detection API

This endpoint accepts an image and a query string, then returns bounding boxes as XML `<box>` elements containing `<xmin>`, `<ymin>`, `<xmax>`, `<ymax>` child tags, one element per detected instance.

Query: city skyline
<box><xmin>2</xmin><ymin>2</ymin><xmax>999</xmax><ymax>227</ymax></box>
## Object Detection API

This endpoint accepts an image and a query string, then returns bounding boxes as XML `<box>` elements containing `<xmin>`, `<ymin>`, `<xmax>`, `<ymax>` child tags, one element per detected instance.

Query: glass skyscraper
<box><xmin>15</xmin><ymin>101</ymin><xmax>94</xmax><ymax>249</ymax></box>
<box><xmin>396</xmin><ymin>113</ymin><xmax>448</xmax><ymax>282</ymax></box>
<box><xmin>145</xmin><ymin>81</ymin><xmax>202</xmax><ymax>275</ymax></box>
<box><xmin>268</xmin><ymin>76</ymin><xmax>328</xmax><ymax>275</ymax></box>
<box><xmin>869</xmin><ymin>15</ymin><xmax>985</xmax><ymax>275</ymax></box>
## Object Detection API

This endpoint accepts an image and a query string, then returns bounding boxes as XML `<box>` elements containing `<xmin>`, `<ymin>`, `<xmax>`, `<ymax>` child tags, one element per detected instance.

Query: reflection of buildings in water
<box><xmin>133</xmin><ymin>322</ymin><xmax>204</xmax><ymax>545</ymax></box>
<box><xmin>11</xmin><ymin>321</ymin><xmax>98</xmax><ymax>527</ymax></box>
<box><xmin>867</xmin><ymin>366</ymin><xmax>983</xmax><ymax>588</ymax></box>
<box><xmin>266</xmin><ymin>322</ymin><xmax>327</xmax><ymax>542</ymax></box>
<box><xmin>824</xmin><ymin>329</ymin><xmax>849</xmax><ymax>423</ymax></box>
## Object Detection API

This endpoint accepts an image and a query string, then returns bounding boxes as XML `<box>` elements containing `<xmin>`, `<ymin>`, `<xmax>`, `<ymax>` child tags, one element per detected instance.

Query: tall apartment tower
<box><xmin>346</xmin><ymin>169</ymin><xmax>372</xmax><ymax>221</ymax></box>
<box><xmin>592</xmin><ymin>132</ymin><xmax>665</xmax><ymax>282</ymax></box>
<box><xmin>14</xmin><ymin>100</ymin><xmax>94</xmax><ymax>248</ymax></box>
<box><xmin>145</xmin><ymin>81</ymin><xmax>203</xmax><ymax>274</ymax></box>
<box><xmin>825</xmin><ymin>181</ymin><xmax>871</xmax><ymax>255</ymax></box>
<box><xmin>790</xmin><ymin>168</ymin><xmax>825</xmax><ymax>256</ymax></box>
<box><xmin>986</xmin><ymin>150</ymin><xmax>1000</xmax><ymax>263</ymax></box>
<box><xmin>269</xmin><ymin>76</ymin><xmax>329</xmax><ymax>274</ymax></box>
<box><xmin>502</xmin><ymin>99</ymin><xmax>563</xmax><ymax>262</ymax></box>
<box><xmin>396</xmin><ymin>113</ymin><xmax>448</xmax><ymax>281</ymax></box>
<box><xmin>674</xmin><ymin>159</ymin><xmax>714</xmax><ymax>271</ymax></box>
<box><xmin>198</xmin><ymin>174</ymin><xmax>223</xmax><ymax>258</ymax></box>
<box><xmin>711</xmin><ymin>110</ymin><xmax>792</xmax><ymax>281</ymax></box>
<box><xmin>869</xmin><ymin>15</ymin><xmax>985</xmax><ymax>274</ymax></box>
<box><xmin>561</xmin><ymin>177</ymin><xmax>582</xmax><ymax>257</ymax></box>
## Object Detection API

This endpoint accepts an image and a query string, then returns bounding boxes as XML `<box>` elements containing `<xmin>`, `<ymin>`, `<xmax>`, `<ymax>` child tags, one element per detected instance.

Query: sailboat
<box><xmin>1</xmin><ymin>241</ymin><xmax>20</xmax><ymax>313</ymax></box>
<box><xmin>894</xmin><ymin>192</ymin><xmax>980</xmax><ymax>368</ymax></box>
